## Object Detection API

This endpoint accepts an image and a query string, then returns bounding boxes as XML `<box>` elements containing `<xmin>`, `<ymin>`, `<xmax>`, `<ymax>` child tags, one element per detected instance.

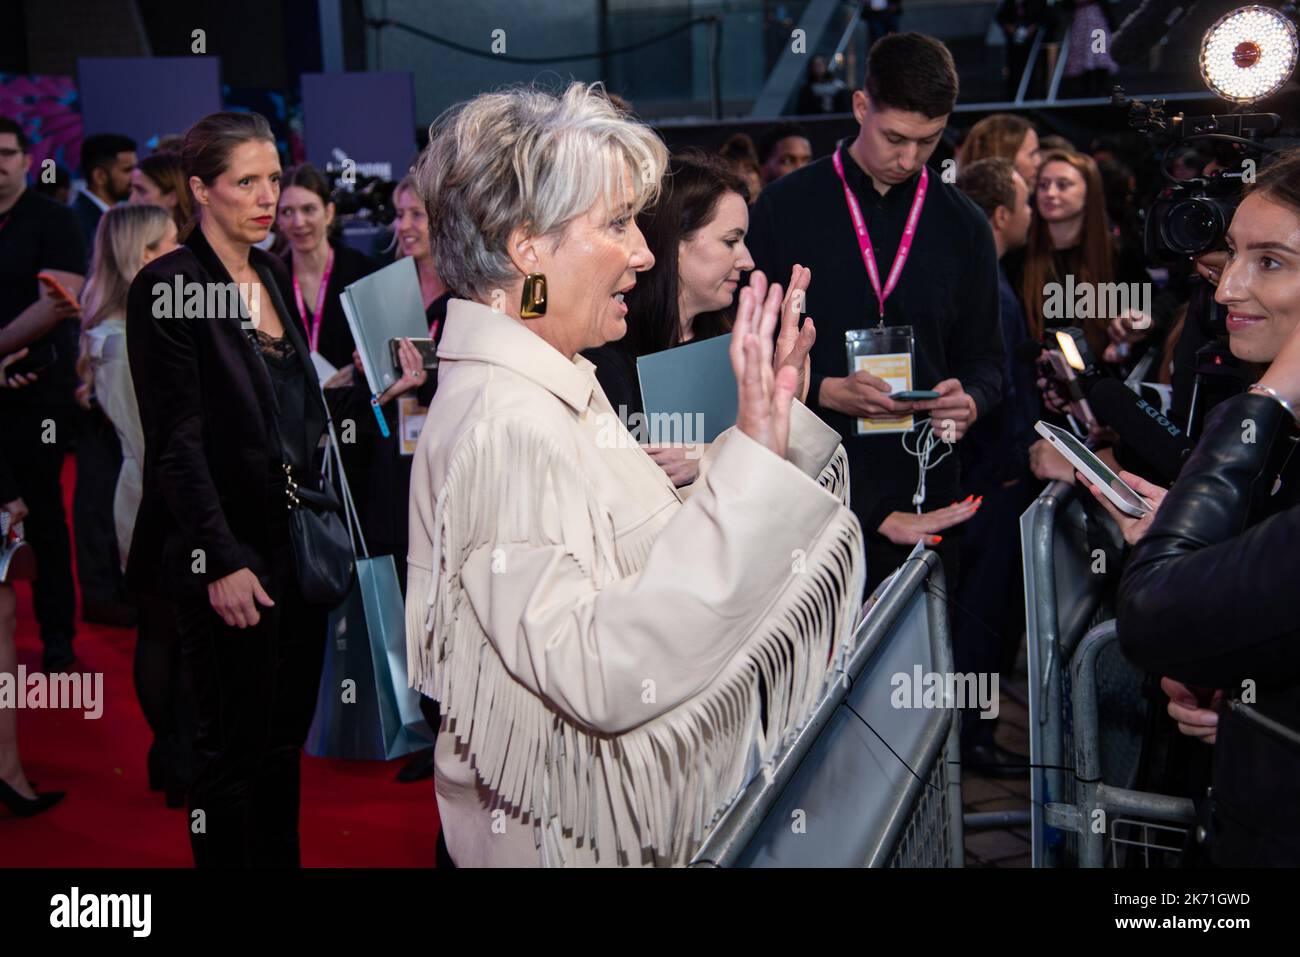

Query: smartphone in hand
<box><xmin>37</xmin><ymin>272</ymin><xmax>81</xmax><ymax>312</ymax></box>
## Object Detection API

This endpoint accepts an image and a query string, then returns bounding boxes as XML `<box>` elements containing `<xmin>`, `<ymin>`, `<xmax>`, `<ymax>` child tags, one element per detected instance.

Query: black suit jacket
<box><xmin>124</xmin><ymin>225</ymin><xmax>328</xmax><ymax>599</ymax></box>
<box><xmin>73</xmin><ymin>193</ymin><xmax>103</xmax><ymax>266</ymax></box>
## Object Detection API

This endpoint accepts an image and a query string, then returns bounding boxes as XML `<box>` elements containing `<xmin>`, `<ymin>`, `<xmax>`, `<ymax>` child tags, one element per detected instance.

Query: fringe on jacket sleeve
<box><xmin>405</xmin><ymin>414</ymin><xmax>864</xmax><ymax>865</ymax></box>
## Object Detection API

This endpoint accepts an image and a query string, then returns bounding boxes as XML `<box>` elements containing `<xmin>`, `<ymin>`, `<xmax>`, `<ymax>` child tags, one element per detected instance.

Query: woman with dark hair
<box><xmin>585</xmin><ymin>150</ymin><xmax>809</xmax><ymax>486</ymax></box>
<box><xmin>129</xmin><ymin>151</ymin><xmax>192</xmax><ymax>233</ymax></box>
<box><xmin>277</xmin><ymin>163</ymin><xmax>380</xmax><ymax>371</ymax></box>
<box><xmin>125</xmin><ymin>111</ymin><xmax>423</xmax><ymax>866</ymax></box>
<box><xmin>1088</xmin><ymin>149</ymin><xmax>1300</xmax><ymax>865</ymax></box>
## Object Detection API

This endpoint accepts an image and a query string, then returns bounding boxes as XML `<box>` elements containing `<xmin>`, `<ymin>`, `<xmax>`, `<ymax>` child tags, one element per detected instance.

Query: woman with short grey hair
<box><xmin>405</xmin><ymin>82</ymin><xmax>864</xmax><ymax>867</ymax></box>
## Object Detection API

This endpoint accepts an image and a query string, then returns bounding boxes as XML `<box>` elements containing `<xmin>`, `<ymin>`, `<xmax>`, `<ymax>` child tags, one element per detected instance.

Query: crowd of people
<box><xmin>1</xmin><ymin>28</ymin><xmax>1297</xmax><ymax>867</ymax></box>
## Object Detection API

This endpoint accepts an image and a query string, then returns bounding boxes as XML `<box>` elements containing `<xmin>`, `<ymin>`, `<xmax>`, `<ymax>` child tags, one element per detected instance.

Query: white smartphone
<box><xmin>1034</xmin><ymin>420</ymin><xmax>1154</xmax><ymax>518</ymax></box>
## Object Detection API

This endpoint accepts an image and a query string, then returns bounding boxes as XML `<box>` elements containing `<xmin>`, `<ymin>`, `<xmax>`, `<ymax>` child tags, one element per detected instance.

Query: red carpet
<box><xmin>0</xmin><ymin>454</ymin><xmax>439</xmax><ymax>866</ymax></box>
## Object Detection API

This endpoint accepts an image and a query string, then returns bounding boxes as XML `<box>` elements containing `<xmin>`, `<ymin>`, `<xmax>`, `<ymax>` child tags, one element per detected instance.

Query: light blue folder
<box><xmin>339</xmin><ymin>256</ymin><xmax>429</xmax><ymax>396</ymax></box>
<box><xmin>636</xmin><ymin>333</ymin><xmax>737</xmax><ymax>444</ymax></box>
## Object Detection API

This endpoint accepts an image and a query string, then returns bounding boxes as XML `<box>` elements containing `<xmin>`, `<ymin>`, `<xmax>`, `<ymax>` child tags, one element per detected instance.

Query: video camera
<box><xmin>320</xmin><ymin>164</ymin><xmax>399</xmax><ymax>227</ymax></box>
<box><xmin>1113</xmin><ymin>90</ymin><xmax>1280</xmax><ymax>264</ymax></box>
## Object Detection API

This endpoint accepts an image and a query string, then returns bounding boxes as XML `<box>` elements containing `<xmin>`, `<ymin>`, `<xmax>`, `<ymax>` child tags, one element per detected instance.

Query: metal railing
<box><xmin>1022</xmin><ymin>483</ymin><xmax>1196</xmax><ymax>867</ymax></box>
<box><xmin>691</xmin><ymin>547</ymin><xmax>963</xmax><ymax>867</ymax></box>
<box><xmin>1045</xmin><ymin>620</ymin><xmax>1196</xmax><ymax>867</ymax></box>
<box><xmin>1020</xmin><ymin>479</ymin><xmax>1114</xmax><ymax>866</ymax></box>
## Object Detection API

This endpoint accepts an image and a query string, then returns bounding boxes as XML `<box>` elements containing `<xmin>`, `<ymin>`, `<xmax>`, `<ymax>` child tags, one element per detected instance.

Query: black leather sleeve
<box><xmin>1117</xmin><ymin>392</ymin><xmax>1300</xmax><ymax>688</ymax></box>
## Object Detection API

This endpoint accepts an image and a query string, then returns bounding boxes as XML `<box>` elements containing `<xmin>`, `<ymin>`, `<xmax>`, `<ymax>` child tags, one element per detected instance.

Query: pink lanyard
<box><xmin>831</xmin><ymin>147</ymin><xmax>929</xmax><ymax>317</ymax></box>
<box><xmin>293</xmin><ymin>246</ymin><xmax>334</xmax><ymax>353</ymax></box>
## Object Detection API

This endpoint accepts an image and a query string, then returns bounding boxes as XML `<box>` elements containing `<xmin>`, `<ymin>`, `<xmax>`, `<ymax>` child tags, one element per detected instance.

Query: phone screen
<box><xmin>1043</xmin><ymin>423</ymin><xmax>1150</xmax><ymax>513</ymax></box>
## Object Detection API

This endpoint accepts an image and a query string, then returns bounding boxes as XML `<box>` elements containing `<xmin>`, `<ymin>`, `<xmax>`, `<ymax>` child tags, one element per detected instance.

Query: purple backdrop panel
<box><xmin>77</xmin><ymin>57</ymin><xmax>221</xmax><ymax>154</ymax></box>
<box><xmin>301</xmin><ymin>72</ymin><xmax>415</xmax><ymax>183</ymax></box>
<box><xmin>0</xmin><ymin>74</ymin><xmax>81</xmax><ymax>177</ymax></box>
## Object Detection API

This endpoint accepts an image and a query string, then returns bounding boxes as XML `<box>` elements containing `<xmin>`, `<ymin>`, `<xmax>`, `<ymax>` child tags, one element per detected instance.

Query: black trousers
<box><xmin>0</xmin><ymin>406</ymin><xmax>76</xmax><ymax>648</ymax></box>
<box><xmin>134</xmin><ymin>591</ymin><xmax>196</xmax><ymax>790</ymax></box>
<box><xmin>72</xmin><ymin>408</ymin><xmax>127</xmax><ymax>606</ymax></box>
<box><xmin>952</xmin><ymin>473</ymin><xmax>1036</xmax><ymax>748</ymax></box>
<box><xmin>177</xmin><ymin>540</ymin><xmax>326</xmax><ymax>867</ymax></box>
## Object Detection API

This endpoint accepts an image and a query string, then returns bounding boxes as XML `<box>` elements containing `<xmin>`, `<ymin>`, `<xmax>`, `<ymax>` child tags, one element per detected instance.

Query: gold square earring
<box><xmin>520</xmin><ymin>273</ymin><xmax>547</xmax><ymax>318</ymax></box>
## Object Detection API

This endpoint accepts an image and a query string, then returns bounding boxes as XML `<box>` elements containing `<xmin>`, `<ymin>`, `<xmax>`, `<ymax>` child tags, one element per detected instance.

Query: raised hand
<box><xmin>731</xmin><ymin>271</ymin><xmax>798</xmax><ymax>458</ymax></box>
<box><xmin>774</xmin><ymin>264</ymin><xmax>816</xmax><ymax>403</ymax></box>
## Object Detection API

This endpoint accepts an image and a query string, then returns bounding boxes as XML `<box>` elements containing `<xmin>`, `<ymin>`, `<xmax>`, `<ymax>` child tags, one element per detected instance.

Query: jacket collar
<box><xmin>836</xmin><ymin>137</ymin><xmax>922</xmax><ymax>207</ymax></box>
<box><xmin>183</xmin><ymin>222</ymin><xmax>326</xmax><ymax>437</ymax></box>
<box><xmin>438</xmin><ymin>298</ymin><xmax>596</xmax><ymax>413</ymax></box>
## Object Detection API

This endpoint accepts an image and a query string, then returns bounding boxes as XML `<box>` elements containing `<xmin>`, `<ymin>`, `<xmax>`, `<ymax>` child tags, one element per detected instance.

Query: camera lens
<box><xmin>1164</xmin><ymin>198</ymin><xmax>1224</xmax><ymax>255</ymax></box>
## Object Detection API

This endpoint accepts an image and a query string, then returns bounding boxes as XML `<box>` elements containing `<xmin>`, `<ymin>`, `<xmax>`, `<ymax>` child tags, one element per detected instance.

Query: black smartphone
<box><xmin>389</xmin><ymin>337</ymin><xmax>439</xmax><ymax>373</ymax></box>
<box><xmin>5</xmin><ymin>341</ymin><xmax>57</xmax><ymax>378</ymax></box>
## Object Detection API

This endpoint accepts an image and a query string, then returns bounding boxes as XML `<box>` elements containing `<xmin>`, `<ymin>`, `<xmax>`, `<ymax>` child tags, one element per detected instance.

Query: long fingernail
<box><xmin>964</xmin><ymin>495</ymin><xmax>974</xmax><ymax>503</ymax></box>
<box><xmin>929</xmin><ymin>535</ymin><xmax>942</xmax><ymax>545</ymax></box>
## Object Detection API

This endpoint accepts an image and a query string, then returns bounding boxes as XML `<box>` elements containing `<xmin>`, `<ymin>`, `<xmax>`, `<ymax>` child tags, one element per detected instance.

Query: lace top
<box><xmin>245</xmin><ymin>327</ymin><xmax>310</xmax><ymax>484</ymax></box>
<box><xmin>246</xmin><ymin>327</ymin><xmax>297</xmax><ymax>364</ymax></box>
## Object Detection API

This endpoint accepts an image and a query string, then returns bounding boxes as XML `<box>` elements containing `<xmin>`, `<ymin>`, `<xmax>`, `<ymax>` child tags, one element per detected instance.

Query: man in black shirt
<box><xmin>748</xmin><ymin>33</ymin><xmax>1003</xmax><ymax>591</ymax></box>
<box><xmin>0</xmin><ymin>117</ymin><xmax>87</xmax><ymax>671</ymax></box>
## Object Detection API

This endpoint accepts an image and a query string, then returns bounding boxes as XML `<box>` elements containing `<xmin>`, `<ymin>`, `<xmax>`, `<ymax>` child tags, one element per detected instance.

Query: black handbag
<box><xmin>281</xmin><ymin>460</ymin><xmax>355</xmax><ymax>606</ymax></box>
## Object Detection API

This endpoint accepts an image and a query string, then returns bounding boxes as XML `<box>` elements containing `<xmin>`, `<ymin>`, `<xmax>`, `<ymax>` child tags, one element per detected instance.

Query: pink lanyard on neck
<box><xmin>293</xmin><ymin>245</ymin><xmax>334</xmax><ymax>353</ymax></box>
<box><xmin>831</xmin><ymin>147</ymin><xmax>929</xmax><ymax>317</ymax></box>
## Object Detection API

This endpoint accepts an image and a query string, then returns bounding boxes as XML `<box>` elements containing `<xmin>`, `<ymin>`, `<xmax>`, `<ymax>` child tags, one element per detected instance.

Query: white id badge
<box><xmin>398</xmin><ymin>395</ymin><xmax>428</xmax><ymax>456</ymax></box>
<box><xmin>845</xmin><ymin>326</ymin><xmax>916</xmax><ymax>435</ymax></box>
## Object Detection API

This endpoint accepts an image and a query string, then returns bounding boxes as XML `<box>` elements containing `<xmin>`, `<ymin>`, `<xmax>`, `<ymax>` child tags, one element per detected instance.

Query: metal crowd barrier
<box><xmin>1046</xmin><ymin>620</ymin><xmax>1197</xmax><ymax>867</ymax></box>
<box><xmin>690</xmin><ymin>548</ymin><xmax>964</xmax><ymax>868</ymax></box>
<box><xmin>1021</xmin><ymin>483</ymin><xmax>1196</xmax><ymax>867</ymax></box>
<box><xmin>1020</xmin><ymin>480</ymin><xmax>1117</xmax><ymax>867</ymax></box>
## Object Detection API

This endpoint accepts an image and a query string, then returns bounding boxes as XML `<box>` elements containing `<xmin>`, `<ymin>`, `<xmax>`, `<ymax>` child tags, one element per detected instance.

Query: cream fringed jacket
<box><xmin>405</xmin><ymin>299</ymin><xmax>865</xmax><ymax>867</ymax></box>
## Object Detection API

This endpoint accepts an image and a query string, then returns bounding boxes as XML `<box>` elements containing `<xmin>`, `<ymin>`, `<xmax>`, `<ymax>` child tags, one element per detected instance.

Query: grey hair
<box><xmin>413</xmin><ymin>82</ymin><xmax>668</xmax><ymax>300</ymax></box>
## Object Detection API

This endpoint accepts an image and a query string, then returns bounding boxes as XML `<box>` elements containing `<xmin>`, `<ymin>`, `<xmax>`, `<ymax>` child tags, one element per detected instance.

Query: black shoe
<box><xmin>962</xmin><ymin>742</ymin><xmax>1030</xmax><ymax>779</ymax></box>
<box><xmin>0</xmin><ymin>779</ymin><xmax>66</xmax><ymax>818</ymax></box>
<box><xmin>82</xmin><ymin>598</ymin><xmax>138</xmax><ymax>628</ymax></box>
<box><xmin>396</xmin><ymin>747</ymin><xmax>435</xmax><ymax>783</ymax></box>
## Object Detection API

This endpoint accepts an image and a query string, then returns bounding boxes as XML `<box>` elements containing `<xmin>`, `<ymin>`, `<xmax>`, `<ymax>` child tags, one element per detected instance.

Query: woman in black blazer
<box><xmin>125</xmin><ymin>112</ymin><xmax>424</xmax><ymax>867</ymax></box>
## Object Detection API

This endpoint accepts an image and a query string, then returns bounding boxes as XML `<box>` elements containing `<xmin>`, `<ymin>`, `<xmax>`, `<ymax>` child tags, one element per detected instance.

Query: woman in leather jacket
<box><xmin>1083</xmin><ymin>150</ymin><xmax>1300</xmax><ymax>865</ymax></box>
